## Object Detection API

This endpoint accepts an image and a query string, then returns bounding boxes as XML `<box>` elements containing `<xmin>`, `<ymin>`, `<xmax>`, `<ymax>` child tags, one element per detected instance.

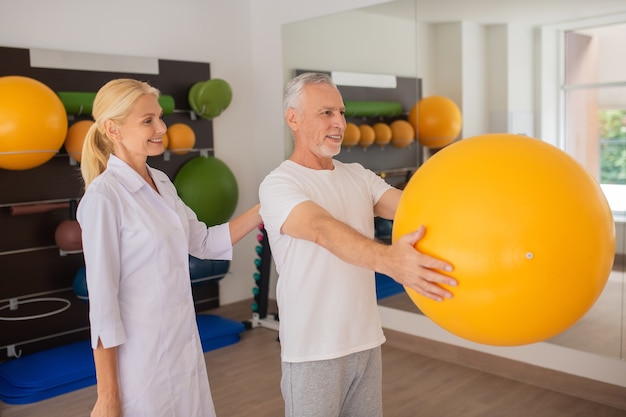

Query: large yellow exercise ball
<box><xmin>409</xmin><ymin>96</ymin><xmax>462</xmax><ymax>148</ymax></box>
<box><xmin>392</xmin><ymin>133</ymin><xmax>615</xmax><ymax>346</ymax></box>
<box><xmin>0</xmin><ymin>76</ymin><xmax>68</xmax><ymax>170</ymax></box>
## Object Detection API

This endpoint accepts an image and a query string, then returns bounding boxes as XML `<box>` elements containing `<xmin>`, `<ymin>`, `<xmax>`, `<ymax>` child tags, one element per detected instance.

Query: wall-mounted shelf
<box><xmin>0</xmin><ymin>45</ymin><xmax>219</xmax><ymax>360</ymax></box>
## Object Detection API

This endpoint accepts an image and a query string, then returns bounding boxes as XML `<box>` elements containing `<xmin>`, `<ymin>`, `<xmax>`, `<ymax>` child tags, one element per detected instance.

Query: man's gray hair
<box><xmin>283</xmin><ymin>72</ymin><xmax>336</xmax><ymax>112</ymax></box>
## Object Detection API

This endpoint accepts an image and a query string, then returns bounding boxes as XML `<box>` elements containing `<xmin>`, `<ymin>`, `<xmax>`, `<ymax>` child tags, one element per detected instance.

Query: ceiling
<box><xmin>362</xmin><ymin>0</ymin><xmax>626</xmax><ymax>25</ymax></box>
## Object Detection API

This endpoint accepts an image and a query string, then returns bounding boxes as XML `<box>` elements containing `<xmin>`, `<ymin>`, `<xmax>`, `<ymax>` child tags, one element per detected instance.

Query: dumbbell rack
<box><xmin>247</xmin><ymin>224</ymin><xmax>279</xmax><ymax>331</ymax></box>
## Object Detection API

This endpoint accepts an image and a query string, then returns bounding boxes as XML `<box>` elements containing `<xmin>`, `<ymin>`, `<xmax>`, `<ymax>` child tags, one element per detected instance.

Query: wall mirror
<box><xmin>282</xmin><ymin>0</ymin><xmax>626</xmax><ymax>363</ymax></box>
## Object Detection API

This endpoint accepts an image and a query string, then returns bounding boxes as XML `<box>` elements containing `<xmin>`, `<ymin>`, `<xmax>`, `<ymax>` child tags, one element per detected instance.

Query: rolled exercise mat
<box><xmin>344</xmin><ymin>101</ymin><xmax>403</xmax><ymax>118</ymax></box>
<box><xmin>56</xmin><ymin>92</ymin><xmax>96</xmax><ymax>115</ymax></box>
<box><xmin>57</xmin><ymin>92</ymin><xmax>175</xmax><ymax>116</ymax></box>
<box><xmin>10</xmin><ymin>202</ymin><xmax>69</xmax><ymax>216</ymax></box>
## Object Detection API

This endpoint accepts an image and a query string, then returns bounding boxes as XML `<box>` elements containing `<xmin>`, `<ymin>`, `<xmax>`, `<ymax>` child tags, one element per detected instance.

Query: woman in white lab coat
<box><xmin>77</xmin><ymin>78</ymin><xmax>260</xmax><ymax>417</ymax></box>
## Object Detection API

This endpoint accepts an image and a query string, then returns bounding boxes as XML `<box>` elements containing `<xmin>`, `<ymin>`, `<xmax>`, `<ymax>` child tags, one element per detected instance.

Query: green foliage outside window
<box><xmin>599</xmin><ymin>109</ymin><xmax>626</xmax><ymax>184</ymax></box>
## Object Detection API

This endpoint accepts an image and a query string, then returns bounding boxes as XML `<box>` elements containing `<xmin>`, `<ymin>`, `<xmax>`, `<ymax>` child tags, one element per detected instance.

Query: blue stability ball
<box><xmin>189</xmin><ymin>255</ymin><xmax>231</xmax><ymax>286</ymax></box>
<box><xmin>174</xmin><ymin>156</ymin><xmax>239</xmax><ymax>226</ymax></box>
<box><xmin>73</xmin><ymin>266</ymin><xmax>89</xmax><ymax>303</ymax></box>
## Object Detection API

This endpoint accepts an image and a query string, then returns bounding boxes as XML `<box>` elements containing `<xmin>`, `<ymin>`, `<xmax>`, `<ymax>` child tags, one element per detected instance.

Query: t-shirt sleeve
<box><xmin>360</xmin><ymin>163</ymin><xmax>394</xmax><ymax>205</ymax></box>
<box><xmin>259</xmin><ymin>170</ymin><xmax>309</xmax><ymax>237</ymax></box>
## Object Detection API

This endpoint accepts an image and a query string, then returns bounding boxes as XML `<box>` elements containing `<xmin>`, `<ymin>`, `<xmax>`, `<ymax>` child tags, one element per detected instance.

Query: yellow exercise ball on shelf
<box><xmin>390</xmin><ymin>120</ymin><xmax>415</xmax><ymax>148</ymax></box>
<box><xmin>0</xmin><ymin>76</ymin><xmax>68</xmax><ymax>170</ymax></box>
<box><xmin>358</xmin><ymin>124</ymin><xmax>375</xmax><ymax>148</ymax></box>
<box><xmin>65</xmin><ymin>120</ymin><xmax>94</xmax><ymax>163</ymax></box>
<box><xmin>342</xmin><ymin>123</ymin><xmax>361</xmax><ymax>148</ymax></box>
<box><xmin>166</xmin><ymin>123</ymin><xmax>196</xmax><ymax>155</ymax></box>
<box><xmin>373</xmin><ymin>122</ymin><xmax>392</xmax><ymax>147</ymax></box>
<box><xmin>392</xmin><ymin>133</ymin><xmax>615</xmax><ymax>346</ymax></box>
<box><xmin>409</xmin><ymin>95</ymin><xmax>462</xmax><ymax>148</ymax></box>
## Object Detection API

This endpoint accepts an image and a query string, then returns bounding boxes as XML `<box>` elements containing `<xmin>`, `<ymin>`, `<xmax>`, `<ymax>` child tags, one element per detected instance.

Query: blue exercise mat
<box><xmin>0</xmin><ymin>340</ymin><xmax>94</xmax><ymax>390</ymax></box>
<box><xmin>0</xmin><ymin>314</ymin><xmax>245</xmax><ymax>405</ymax></box>
<box><xmin>0</xmin><ymin>374</ymin><xmax>95</xmax><ymax>405</ymax></box>
<box><xmin>196</xmin><ymin>314</ymin><xmax>246</xmax><ymax>352</ymax></box>
<box><xmin>0</xmin><ymin>339</ymin><xmax>95</xmax><ymax>405</ymax></box>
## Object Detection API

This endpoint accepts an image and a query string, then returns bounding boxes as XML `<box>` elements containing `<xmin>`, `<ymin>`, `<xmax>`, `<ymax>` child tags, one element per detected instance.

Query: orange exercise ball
<box><xmin>358</xmin><ymin>124</ymin><xmax>375</xmax><ymax>148</ymax></box>
<box><xmin>167</xmin><ymin>123</ymin><xmax>196</xmax><ymax>155</ymax></box>
<box><xmin>373</xmin><ymin>123</ymin><xmax>392</xmax><ymax>147</ymax></box>
<box><xmin>65</xmin><ymin>120</ymin><xmax>94</xmax><ymax>163</ymax></box>
<box><xmin>409</xmin><ymin>96</ymin><xmax>462</xmax><ymax>148</ymax></box>
<box><xmin>392</xmin><ymin>133</ymin><xmax>615</xmax><ymax>346</ymax></box>
<box><xmin>161</xmin><ymin>130</ymin><xmax>170</xmax><ymax>150</ymax></box>
<box><xmin>0</xmin><ymin>76</ymin><xmax>68</xmax><ymax>170</ymax></box>
<box><xmin>390</xmin><ymin>119</ymin><xmax>415</xmax><ymax>148</ymax></box>
<box><xmin>342</xmin><ymin>123</ymin><xmax>361</xmax><ymax>148</ymax></box>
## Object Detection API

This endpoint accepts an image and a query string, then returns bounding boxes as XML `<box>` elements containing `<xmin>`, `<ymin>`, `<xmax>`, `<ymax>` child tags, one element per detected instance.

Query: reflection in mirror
<box><xmin>547</xmin><ymin>21</ymin><xmax>626</xmax><ymax>359</ymax></box>
<box><xmin>282</xmin><ymin>0</ymin><xmax>626</xmax><ymax>361</ymax></box>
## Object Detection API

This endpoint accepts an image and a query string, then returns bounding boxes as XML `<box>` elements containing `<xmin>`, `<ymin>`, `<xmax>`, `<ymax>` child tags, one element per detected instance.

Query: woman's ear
<box><xmin>103</xmin><ymin>120</ymin><xmax>120</xmax><ymax>141</ymax></box>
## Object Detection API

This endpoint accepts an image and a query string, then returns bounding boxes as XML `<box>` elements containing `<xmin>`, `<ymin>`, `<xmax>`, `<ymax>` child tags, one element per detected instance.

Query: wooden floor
<box><xmin>2</xmin><ymin>299</ymin><xmax>626</xmax><ymax>417</ymax></box>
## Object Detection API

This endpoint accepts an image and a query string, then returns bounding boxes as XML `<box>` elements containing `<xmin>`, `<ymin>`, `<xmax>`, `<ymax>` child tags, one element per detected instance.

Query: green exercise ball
<box><xmin>194</xmin><ymin>79</ymin><xmax>232</xmax><ymax>119</ymax></box>
<box><xmin>174</xmin><ymin>155</ymin><xmax>239</xmax><ymax>226</ymax></box>
<box><xmin>188</xmin><ymin>81</ymin><xmax>205</xmax><ymax>115</ymax></box>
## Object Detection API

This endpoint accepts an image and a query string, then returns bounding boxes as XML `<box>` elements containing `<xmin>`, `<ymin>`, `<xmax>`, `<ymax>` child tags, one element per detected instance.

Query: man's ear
<box><xmin>103</xmin><ymin>120</ymin><xmax>120</xmax><ymax>140</ymax></box>
<box><xmin>285</xmin><ymin>108</ymin><xmax>299</xmax><ymax>131</ymax></box>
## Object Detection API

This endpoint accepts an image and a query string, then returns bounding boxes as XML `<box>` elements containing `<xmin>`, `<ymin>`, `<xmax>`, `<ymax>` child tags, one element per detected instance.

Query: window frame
<box><xmin>539</xmin><ymin>13</ymin><xmax>626</xmax><ymax>219</ymax></box>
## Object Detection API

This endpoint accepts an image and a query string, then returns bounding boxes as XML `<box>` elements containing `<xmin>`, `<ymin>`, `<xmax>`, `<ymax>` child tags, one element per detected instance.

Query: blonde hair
<box><xmin>80</xmin><ymin>78</ymin><xmax>160</xmax><ymax>188</ymax></box>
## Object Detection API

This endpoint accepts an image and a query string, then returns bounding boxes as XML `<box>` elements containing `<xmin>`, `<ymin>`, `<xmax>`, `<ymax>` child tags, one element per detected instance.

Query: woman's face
<box><xmin>113</xmin><ymin>93</ymin><xmax>167</xmax><ymax>160</ymax></box>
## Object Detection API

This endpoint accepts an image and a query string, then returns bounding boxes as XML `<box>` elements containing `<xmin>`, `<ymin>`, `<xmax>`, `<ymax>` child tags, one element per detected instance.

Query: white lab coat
<box><xmin>77</xmin><ymin>155</ymin><xmax>232</xmax><ymax>417</ymax></box>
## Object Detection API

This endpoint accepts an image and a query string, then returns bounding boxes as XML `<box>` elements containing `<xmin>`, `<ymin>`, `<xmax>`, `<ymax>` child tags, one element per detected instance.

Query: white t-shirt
<box><xmin>259</xmin><ymin>159</ymin><xmax>392</xmax><ymax>362</ymax></box>
<box><xmin>77</xmin><ymin>155</ymin><xmax>231</xmax><ymax>417</ymax></box>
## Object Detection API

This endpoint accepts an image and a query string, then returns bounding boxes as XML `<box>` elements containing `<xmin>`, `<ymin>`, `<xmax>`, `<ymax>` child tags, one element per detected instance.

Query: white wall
<box><xmin>487</xmin><ymin>24</ymin><xmax>535</xmax><ymax>137</ymax></box>
<box><xmin>506</xmin><ymin>24</ymin><xmax>535</xmax><ymax>136</ymax></box>
<box><xmin>432</xmin><ymin>23</ymin><xmax>463</xmax><ymax>107</ymax></box>
<box><xmin>282</xmin><ymin>10</ymin><xmax>418</xmax><ymax>78</ymax></box>
<box><xmin>460</xmin><ymin>22</ymin><xmax>488</xmax><ymax>138</ymax></box>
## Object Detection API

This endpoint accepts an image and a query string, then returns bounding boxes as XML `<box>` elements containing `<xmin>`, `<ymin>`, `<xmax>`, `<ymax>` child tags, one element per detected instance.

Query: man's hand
<box><xmin>379</xmin><ymin>226</ymin><xmax>456</xmax><ymax>302</ymax></box>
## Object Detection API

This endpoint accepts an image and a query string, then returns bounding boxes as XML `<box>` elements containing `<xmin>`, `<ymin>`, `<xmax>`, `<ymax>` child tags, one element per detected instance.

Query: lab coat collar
<box><xmin>107</xmin><ymin>154</ymin><xmax>167</xmax><ymax>193</ymax></box>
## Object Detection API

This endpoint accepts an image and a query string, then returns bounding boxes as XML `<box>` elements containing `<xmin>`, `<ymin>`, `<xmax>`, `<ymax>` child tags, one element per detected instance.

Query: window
<box><xmin>563</xmin><ymin>22</ymin><xmax>626</xmax><ymax>217</ymax></box>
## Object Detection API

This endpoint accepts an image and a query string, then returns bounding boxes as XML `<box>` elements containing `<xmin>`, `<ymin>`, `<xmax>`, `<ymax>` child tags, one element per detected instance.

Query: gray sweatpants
<box><xmin>281</xmin><ymin>346</ymin><xmax>383</xmax><ymax>417</ymax></box>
